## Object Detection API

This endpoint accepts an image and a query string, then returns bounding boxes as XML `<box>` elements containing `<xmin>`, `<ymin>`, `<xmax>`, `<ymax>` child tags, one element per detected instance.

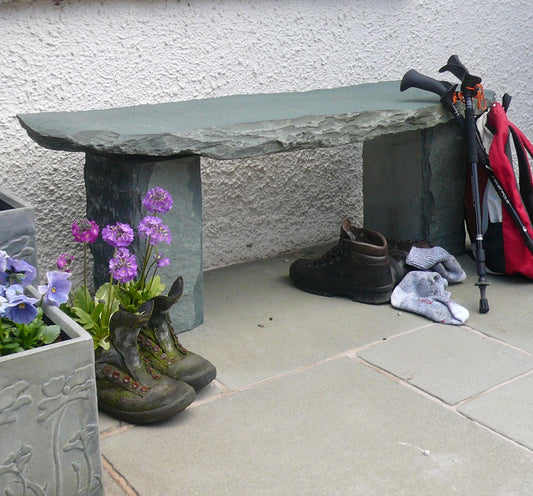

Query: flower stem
<box><xmin>137</xmin><ymin>239</ymin><xmax>154</xmax><ymax>291</ymax></box>
<box><xmin>104</xmin><ymin>249</ymin><xmax>116</xmax><ymax>329</ymax></box>
<box><xmin>83</xmin><ymin>242</ymin><xmax>90</xmax><ymax>310</ymax></box>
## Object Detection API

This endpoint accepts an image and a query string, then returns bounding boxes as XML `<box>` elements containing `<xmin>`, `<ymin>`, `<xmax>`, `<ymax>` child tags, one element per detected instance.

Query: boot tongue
<box><xmin>341</xmin><ymin>219</ymin><xmax>357</xmax><ymax>241</ymax></box>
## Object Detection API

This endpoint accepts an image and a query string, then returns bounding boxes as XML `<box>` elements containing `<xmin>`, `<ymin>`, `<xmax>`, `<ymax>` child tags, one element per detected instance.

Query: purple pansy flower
<box><xmin>72</xmin><ymin>220</ymin><xmax>99</xmax><ymax>244</ymax></box>
<box><xmin>0</xmin><ymin>294</ymin><xmax>7</xmax><ymax>316</ymax></box>
<box><xmin>109</xmin><ymin>248</ymin><xmax>137</xmax><ymax>283</ymax></box>
<box><xmin>102</xmin><ymin>223</ymin><xmax>135</xmax><ymax>248</ymax></box>
<box><xmin>0</xmin><ymin>258</ymin><xmax>37</xmax><ymax>287</ymax></box>
<box><xmin>0</xmin><ymin>250</ymin><xmax>8</xmax><ymax>273</ymax></box>
<box><xmin>38</xmin><ymin>271</ymin><xmax>72</xmax><ymax>307</ymax></box>
<box><xmin>142</xmin><ymin>187</ymin><xmax>173</xmax><ymax>214</ymax></box>
<box><xmin>4</xmin><ymin>290</ymin><xmax>39</xmax><ymax>325</ymax></box>
<box><xmin>5</xmin><ymin>284</ymin><xmax>24</xmax><ymax>300</ymax></box>
<box><xmin>9</xmin><ymin>259</ymin><xmax>37</xmax><ymax>287</ymax></box>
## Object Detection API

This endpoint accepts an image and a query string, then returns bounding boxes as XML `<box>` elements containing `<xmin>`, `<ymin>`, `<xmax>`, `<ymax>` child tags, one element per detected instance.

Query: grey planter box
<box><xmin>0</xmin><ymin>188</ymin><xmax>38</xmax><ymax>271</ymax></box>
<box><xmin>0</xmin><ymin>287</ymin><xmax>104</xmax><ymax>495</ymax></box>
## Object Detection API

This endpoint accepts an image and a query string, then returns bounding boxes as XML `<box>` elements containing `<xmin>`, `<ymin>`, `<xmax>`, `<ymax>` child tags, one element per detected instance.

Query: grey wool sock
<box><xmin>406</xmin><ymin>246</ymin><xmax>467</xmax><ymax>283</ymax></box>
<box><xmin>391</xmin><ymin>271</ymin><xmax>469</xmax><ymax>325</ymax></box>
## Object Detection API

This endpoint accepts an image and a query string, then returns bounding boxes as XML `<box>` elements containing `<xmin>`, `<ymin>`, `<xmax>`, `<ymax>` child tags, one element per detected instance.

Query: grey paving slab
<box><xmin>458</xmin><ymin>372</ymin><xmax>533</xmax><ymax>450</ymax></box>
<box><xmin>179</xmin><ymin>249</ymin><xmax>424</xmax><ymax>390</ymax></box>
<box><xmin>100</xmin><ymin>358</ymin><xmax>533</xmax><ymax>496</ymax></box>
<box><xmin>453</xmin><ymin>254</ymin><xmax>533</xmax><ymax>354</ymax></box>
<box><xmin>357</xmin><ymin>324</ymin><xmax>533</xmax><ymax>405</ymax></box>
<box><xmin>102</xmin><ymin>467</ymin><xmax>128</xmax><ymax>496</ymax></box>
<box><xmin>98</xmin><ymin>411</ymin><xmax>121</xmax><ymax>433</ymax></box>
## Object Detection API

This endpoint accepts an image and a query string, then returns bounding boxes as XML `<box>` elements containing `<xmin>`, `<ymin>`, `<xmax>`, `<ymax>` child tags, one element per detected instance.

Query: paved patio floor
<box><xmin>99</xmin><ymin>247</ymin><xmax>533</xmax><ymax>496</ymax></box>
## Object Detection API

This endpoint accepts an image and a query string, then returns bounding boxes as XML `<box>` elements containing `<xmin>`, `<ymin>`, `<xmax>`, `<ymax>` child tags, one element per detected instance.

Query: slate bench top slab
<box><xmin>17</xmin><ymin>81</ymin><xmax>455</xmax><ymax>160</ymax></box>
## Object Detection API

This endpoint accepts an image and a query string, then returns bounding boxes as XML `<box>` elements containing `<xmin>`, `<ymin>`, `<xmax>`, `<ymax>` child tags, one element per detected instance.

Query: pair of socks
<box><xmin>391</xmin><ymin>247</ymin><xmax>469</xmax><ymax>325</ymax></box>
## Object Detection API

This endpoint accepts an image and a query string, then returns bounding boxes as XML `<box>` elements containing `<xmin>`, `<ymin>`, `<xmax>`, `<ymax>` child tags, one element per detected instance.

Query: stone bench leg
<box><xmin>363</xmin><ymin>121</ymin><xmax>467</xmax><ymax>254</ymax></box>
<box><xmin>84</xmin><ymin>154</ymin><xmax>203</xmax><ymax>333</ymax></box>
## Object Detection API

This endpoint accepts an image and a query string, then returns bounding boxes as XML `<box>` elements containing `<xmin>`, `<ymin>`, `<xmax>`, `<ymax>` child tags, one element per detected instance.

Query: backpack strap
<box><xmin>509</xmin><ymin>122</ymin><xmax>533</xmax><ymax>221</ymax></box>
<box><xmin>487</xmin><ymin>103</ymin><xmax>533</xmax><ymax>232</ymax></box>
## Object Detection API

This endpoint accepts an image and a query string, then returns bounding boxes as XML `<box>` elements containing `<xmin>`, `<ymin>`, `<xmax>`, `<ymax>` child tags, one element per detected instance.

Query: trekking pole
<box><xmin>439</xmin><ymin>55</ymin><xmax>489</xmax><ymax>313</ymax></box>
<box><xmin>401</xmin><ymin>66</ymin><xmax>490</xmax><ymax>313</ymax></box>
<box><xmin>402</xmin><ymin>69</ymin><xmax>533</xmax><ymax>259</ymax></box>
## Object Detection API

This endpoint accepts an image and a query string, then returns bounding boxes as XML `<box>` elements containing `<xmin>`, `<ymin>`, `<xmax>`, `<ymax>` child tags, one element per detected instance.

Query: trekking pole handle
<box><xmin>401</xmin><ymin>69</ymin><xmax>464</xmax><ymax>132</ymax></box>
<box><xmin>439</xmin><ymin>55</ymin><xmax>469</xmax><ymax>82</ymax></box>
<box><xmin>464</xmin><ymin>98</ymin><xmax>479</xmax><ymax>164</ymax></box>
<box><xmin>440</xmin><ymin>55</ymin><xmax>482</xmax><ymax>92</ymax></box>
<box><xmin>400</xmin><ymin>69</ymin><xmax>450</xmax><ymax>97</ymax></box>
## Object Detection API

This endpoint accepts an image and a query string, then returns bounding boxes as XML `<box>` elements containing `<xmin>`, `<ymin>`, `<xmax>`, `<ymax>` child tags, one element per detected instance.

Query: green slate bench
<box><xmin>18</xmin><ymin>81</ymin><xmax>475</xmax><ymax>332</ymax></box>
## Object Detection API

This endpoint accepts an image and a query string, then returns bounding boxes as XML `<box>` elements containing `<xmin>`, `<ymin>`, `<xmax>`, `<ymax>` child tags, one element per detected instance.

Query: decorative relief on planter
<box><xmin>0</xmin><ymin>363</ymin><xmax>102</xmax><ymax>495</ymax></box>
<box><xmin>0</xmin><ymin>189</ymin><xmax>38</xmax><ymax>271</ymax></box>
<box><xmin>0</xmin><ymin>290</ymin><xmax>103</xmax><ymax>496</ymax></box>
<box><xmin>0</xmin><ymin>233</ymin><xmax>36</xmax><ymax>263</ymax></box>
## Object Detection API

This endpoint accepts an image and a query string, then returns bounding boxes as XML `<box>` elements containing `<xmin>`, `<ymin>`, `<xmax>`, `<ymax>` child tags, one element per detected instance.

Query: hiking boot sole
<box><xmin>184</xmin><ymin>363</ymin><xmax>217</xmax><ymax>391</ymax></box>
<box><xmin>97</xmin><ymin>384</ymin><xmax>196</xmax><ymax>424</ymax></box>
<box><xmin>290</xmin><ymin>279</ymin><xmax>393</xmax><ymax>304</ymax></box>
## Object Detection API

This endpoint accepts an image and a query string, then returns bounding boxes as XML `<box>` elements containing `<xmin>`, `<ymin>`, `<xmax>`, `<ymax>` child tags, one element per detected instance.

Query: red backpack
<box><xmin>464</xmin><ymin>101</ymin><xmax>533</xmax><ymax>278</ymax></box>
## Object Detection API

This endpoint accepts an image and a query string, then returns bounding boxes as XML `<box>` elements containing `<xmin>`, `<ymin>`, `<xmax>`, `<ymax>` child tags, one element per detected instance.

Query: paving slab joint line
<box><xmin>454</xmin><ymin>368</ymin><xmax>533</xmax><ymax>408</ymax></box>
<box><xmin>353</xmin><ymin>354</ymin><xmax>457</xmax><ymax>410</ymax></box>
<box><xmin>102</xmin><ymin>454</ymin><xmax>140</xmax><ymax>496</ymax></box>
<box><xmin>352</xmin><ymin>321</ymin><xmax>434</xmax><ymax>354</ymax></box>
<box><xmin>463</xmin><ymin>324</ymin><xmax>533</xmax><ymax>357</ymax></box>
<box><xmin>190</xmin><ymin>350</ymin><xmax>362</xmax><ymax>408</ymax></box>
<box><xmin>354</xmin><ymin>355</ymin><xmax>533</xmax><ymax>455</ymax></box>
<box><xmin>454</xmin><ymin>410</ymin><xmax>533</xmax><ymax>454</ymax></box>
<box><xmin>188</xmin><ymin>379</ymin><xmax>231</xmax><ymax>409</ymax></box>
<box><xmin>100</xmin><ymin>422</ymin><xmax>137</xmax><ymax>439</ymax></box>
<box><xmin>190</xmin><ymin>324</ymin><xmax>439</xmax><ymax>410</ymax></box>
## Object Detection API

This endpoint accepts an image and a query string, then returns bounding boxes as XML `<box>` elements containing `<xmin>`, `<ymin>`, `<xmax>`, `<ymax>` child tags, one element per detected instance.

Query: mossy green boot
<box><xmin>138</xmin><ymin>276</ymin><xmax>217</xmax><ymax>391</ymax></box>
<box><xmin>95</xmin><ymin>301</ymin><xmax>196</xmax><ymax>424</ymax></box>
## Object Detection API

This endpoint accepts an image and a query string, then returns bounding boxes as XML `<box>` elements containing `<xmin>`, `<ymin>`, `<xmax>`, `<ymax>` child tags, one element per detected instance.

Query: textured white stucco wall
<box><xmin>1</xmin><ymin>0</ymin><xmax>532</xmax><ymax>283</ymax></box>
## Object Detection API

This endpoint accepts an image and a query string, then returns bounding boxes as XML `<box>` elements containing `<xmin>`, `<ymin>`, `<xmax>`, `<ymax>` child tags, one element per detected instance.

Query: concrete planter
<box><xmin>0</xmin><ymin>287</ymin><xmax>104</xmax><ymax>496</ymax></box>
<box><xmin>0</xmin><ymin>188</ymin><xmax>38</xmax><ymax>270</ymax></box>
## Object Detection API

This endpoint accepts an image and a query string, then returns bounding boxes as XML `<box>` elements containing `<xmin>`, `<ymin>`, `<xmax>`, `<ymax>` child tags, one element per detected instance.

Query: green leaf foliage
<box><xmin>0</xmin><ymin>309</ymin><xmax>61</xmax><ymax>357</ymax></box>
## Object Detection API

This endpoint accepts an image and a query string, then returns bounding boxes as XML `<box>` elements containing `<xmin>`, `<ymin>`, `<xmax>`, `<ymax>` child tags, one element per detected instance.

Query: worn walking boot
<box><xmin>289</xmin><ymin>220</ymin><xmax>395</xmax><ymax>304</ymax></box>
<box><xmin>95</xmin><ymin>301</ymin><xmax>196</xmax><ymax>424</ymax></box>
<box><xmin>138</xmin><ymin>276</ymin><xmax>217</xmax><ymax>391</ymax></box>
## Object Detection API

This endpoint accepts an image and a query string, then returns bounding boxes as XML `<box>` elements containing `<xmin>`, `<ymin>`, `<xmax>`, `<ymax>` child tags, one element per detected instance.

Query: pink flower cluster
<box><xmin>60</xmin><ymin>188</ymin><xmax>173</xmax><ymax>284</ymax></box>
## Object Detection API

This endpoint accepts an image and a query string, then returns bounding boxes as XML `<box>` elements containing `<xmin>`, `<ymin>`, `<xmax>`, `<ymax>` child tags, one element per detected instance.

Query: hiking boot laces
<box><xmin>311</xmin><ymin>241</ymin><xmax>345</xmax><ymax>266</ymax></box>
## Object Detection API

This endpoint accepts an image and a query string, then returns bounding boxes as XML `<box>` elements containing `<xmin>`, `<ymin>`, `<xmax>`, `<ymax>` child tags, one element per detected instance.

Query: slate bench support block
<box><xmin>85</xmin><ymin>154</ymin><xmax>203</xmax><ymax>333</ymax></box>
<box><xmin>363</xmin><ymin>121</ymin><xmax>467</xmax><ymax>253</ymax></box>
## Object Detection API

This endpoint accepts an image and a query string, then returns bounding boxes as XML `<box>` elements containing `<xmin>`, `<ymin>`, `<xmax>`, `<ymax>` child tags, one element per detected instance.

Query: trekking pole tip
<box><xmin>479</xmin><ymin>298</ymin><xmax>490</xmax><ymax>314</ymax></box>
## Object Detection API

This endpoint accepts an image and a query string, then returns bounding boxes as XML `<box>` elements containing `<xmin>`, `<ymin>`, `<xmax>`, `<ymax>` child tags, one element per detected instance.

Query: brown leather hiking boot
<box><xmin>289</xmin><ymin>220</ymin><xmax>394</xmax><ymax>304</ymax></box>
